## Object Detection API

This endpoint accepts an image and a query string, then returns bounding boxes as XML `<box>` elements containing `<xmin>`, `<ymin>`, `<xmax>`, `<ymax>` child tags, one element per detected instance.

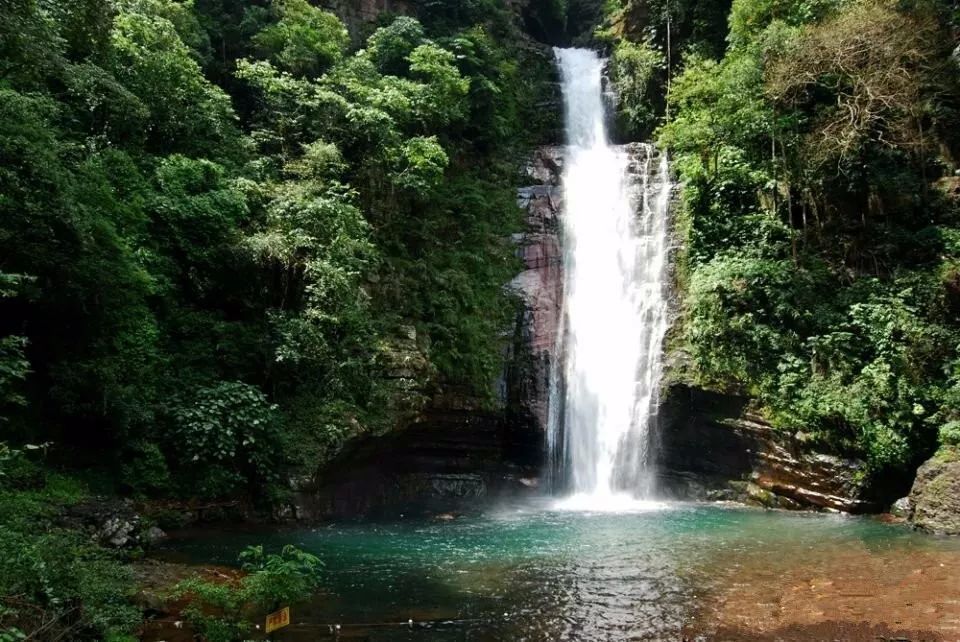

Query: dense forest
<box><xmin>606</xmin><ymin>0</ymin><xmax>960</xmax><ymax>482</ymax></box>
<box><xmin>0</xmin><ymin>0</ymin><xmax>566</xmax><ymax>494</ymax></box>
<box><xmin>1</xmin><ymin>0</ymin><xmax>959</xmax><ymax>638</ymax></box>
<box><xmin>0</xmin><ymin>0</ymin><xmax>561</xmax><ymax>637</ymax></box>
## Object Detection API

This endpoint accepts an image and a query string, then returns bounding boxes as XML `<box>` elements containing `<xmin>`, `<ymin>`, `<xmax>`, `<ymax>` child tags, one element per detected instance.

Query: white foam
<box><xmin>552</xmin><ymin>493</ymin><xmax>670</xmax><ymax>513</ymax></box>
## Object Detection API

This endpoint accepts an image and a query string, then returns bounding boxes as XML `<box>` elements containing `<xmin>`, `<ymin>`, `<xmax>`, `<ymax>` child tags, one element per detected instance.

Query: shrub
<box><xmin>119</xmin><ymin>441</ymin><xmax>172</xmax><ymax>497</ymax></box>
<box><xmin>166</xmin><ymin>381</ymin><xmax>283</xmax><ymax>497</ymax></box>
<box><xmin>175</xmin><ymin>545</ymin><xmax>323</xmax><ymax>642</ymax></box>
<box><xmin>608</xmin><ymin>40</ymin><xmax>664</xmax><ymax>139</ymax></box>
<box><xmin>941</xmin><ymin>422</ymin><xmax>960</xmax><ymax>447</ymax></box>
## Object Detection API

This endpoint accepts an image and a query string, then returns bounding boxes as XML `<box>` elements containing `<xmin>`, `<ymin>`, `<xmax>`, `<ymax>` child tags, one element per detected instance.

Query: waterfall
<box><xmin>548</xmin><ymin>48</ymin><xmax>672</xmax><ymax>508</ymax></box>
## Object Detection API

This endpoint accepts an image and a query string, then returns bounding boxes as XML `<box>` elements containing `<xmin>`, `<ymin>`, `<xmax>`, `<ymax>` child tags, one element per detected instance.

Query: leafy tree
<box><xmin>109</xmin><ymin>1</ymin><xmax>240</xmax><ymax>156</ymax></box>
<box><xmin>253</xmin><ymin>0</ymin><xmax>348</xmax><ymax>78</ymax></box>
<box><xmin>367</xmin><ymin>15</ymin><xmax>426</xmax><ymax>75</ymax></box>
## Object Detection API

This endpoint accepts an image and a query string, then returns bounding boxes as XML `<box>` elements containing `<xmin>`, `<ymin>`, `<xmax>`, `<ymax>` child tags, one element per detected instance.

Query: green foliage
<box><xmin>119</xmin><ymin>441</ymin><xmax>172</xmax><ymax>497</ymax></box>
<box><xmin>394</xmin><ymin>136</ymin><xmax>449</xmax><ymax>194</ymax></box>
<box><xmin>727</xmin><ymin>0</ymin><xmax>841</xmax><ymax>48</ymax></box>
<box><xmin>662</xmin><ymin>0</ymin><xmax>960</xmax><ymax>478</ymax></box>
<box><xmin>367</xmin><ymin>16</ymin><xmax>426</xmax><ymax>75</ymax></box>
<box><xmin>0</xmin><ymin>529</ymin><xmax>140</xmax><ymax>640</ymax></box>
<box><xmin>407</xmin><ymin>43</ymin><xmax>471</xmax><ymax>127</ymax></box>
<box><xmin>110</xmin><ymin>1</ymin><xmax>240</xmax><ymax>156</ymax></box>
<box><xmin>166</xmin><ymin>382</ymin><xmax>282</xmax><ymax>497</ymax></box>
<box><xmin>608</xmin><ymin>40</ymin><xmax>663</xmax><ymax>138</ymax></box>
<box><xmin>0</xmin><ymin>0</ymin><xmax>549</xmax><ymax>504</ymax></box>
<box><xmin>936</xmin><ymin>357</ymin><xmax>960</xmax><ymax>447</ymax></box>
<box><xmin>0</xmin><ymin>275</ymin><xmax>30</xmax><ymax>416</ymax></box>
<box><xmin>0</xmin><ymin>463</ymin><xmax>140</xmax><ymax>640</ymax></box>
<box><xmin>0</xmin><ymin>627</ymin><xmax>26</xmax><ymax>642</ymax></box>
<box><xmin>237</xmin><ymin>544</ymin><xmax>323</xmax><ymax>608</ymax></box>
<box><xmin>0</xmin><ymin>85</ymin><xmax>161</xmax><ymax>438</ymax></box>
<box><xmin>236</xmin><ymin>9</ymin><xmax>524</xmax><ymax>424</ymax></box>
<box><xmin>175</xmin><ymin>545</ymin><xmax>322</xmax><ymax>642</ymax></box>
<box><xmin>414</xmin><ymin>0</ymin><xmax>514</xmax><ymax>32</ymax></box>
<box><xmin>148</xmin><ymin>154</ymin><xmax>248</xmax><ymax>294</ymax></box>
<box><xmin>686</xmin><ymin>252</ymin><xmax>822</xmax><ymax>387</ymax></box>
<box><xmin>254</xmin><ymin>0</ymin><xmax>348</xmax><ymax>78</ymax></box>
<box><xmin>941</xmin><ymin>422</ymin><xmax>960</xmax><ymax>447</ymax></box>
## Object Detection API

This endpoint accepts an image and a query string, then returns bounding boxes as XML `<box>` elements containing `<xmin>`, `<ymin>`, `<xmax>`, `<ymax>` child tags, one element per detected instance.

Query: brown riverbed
<box><xmin>685</xmin><ymin>530</ymin><xmax>960</xmax><ymax>641</ymax></box>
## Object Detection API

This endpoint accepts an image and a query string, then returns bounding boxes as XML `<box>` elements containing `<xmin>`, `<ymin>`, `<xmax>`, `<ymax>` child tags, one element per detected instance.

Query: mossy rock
<box><xmin>908</xmin><ymin>446</ymin><xmax>960</xmax><ymax>535</ymax></box>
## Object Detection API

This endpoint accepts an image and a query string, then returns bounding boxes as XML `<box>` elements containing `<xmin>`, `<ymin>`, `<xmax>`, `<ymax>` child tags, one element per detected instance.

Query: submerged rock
<box><xmin>907</xmin><ymin>446</ymin><xmax>960</xmax><ymax>535</ymax></box>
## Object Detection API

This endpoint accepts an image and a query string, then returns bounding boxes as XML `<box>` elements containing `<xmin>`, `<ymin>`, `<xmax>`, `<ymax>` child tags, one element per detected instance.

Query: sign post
<box><xmin>265</xmin><ymin>606</ymin><xmax>290</xmax><ymax>635</ymax></box>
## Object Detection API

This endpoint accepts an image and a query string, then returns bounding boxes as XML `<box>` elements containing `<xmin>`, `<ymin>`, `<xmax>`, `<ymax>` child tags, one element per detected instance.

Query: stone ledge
<box><xmin>656</xmin><ymin>385</ymin><xmax>879</xmax><ymax>513</ymax></box>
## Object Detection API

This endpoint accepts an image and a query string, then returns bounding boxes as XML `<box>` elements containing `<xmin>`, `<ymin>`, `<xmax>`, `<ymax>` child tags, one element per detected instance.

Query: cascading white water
<box><xmin>549</xmin><ymin>48</ymin><xmax>672</xmax><ymax>509</ymax></box>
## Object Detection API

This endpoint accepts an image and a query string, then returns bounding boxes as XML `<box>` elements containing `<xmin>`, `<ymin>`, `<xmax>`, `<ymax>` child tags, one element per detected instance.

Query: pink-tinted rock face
<box><xmin>507</xmin><ymin>147</ymin><xmax>565</xmax><ymax>434</ymax></box>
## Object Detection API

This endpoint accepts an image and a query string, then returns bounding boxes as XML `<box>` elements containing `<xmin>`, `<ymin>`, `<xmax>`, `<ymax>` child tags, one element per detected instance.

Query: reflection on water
<box><xmin>159</xmin><ymin>501</ymin><xmax>960</xmax><ymax>640</ymax></box>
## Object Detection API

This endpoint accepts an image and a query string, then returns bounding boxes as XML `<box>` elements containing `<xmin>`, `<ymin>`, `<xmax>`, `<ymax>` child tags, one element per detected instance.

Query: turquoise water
<box><xmin>161</xmin><ymin>501</ymin><xmax>960</xmax><ymax>640</ymax></box>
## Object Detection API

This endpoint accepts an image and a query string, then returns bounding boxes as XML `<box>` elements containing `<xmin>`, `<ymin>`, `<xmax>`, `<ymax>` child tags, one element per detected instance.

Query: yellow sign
<box><xmin>265</xmin><ymin>606</ymin><xmax>290</xmax><ymax>634</ymax></box>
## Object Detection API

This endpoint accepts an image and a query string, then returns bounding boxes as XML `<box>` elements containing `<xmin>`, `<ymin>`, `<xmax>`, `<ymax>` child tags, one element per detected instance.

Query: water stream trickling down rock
<box><xmin>547</xmin><ymin>48</ymin><xmax>672</xmax><ymax>507</ymax></box>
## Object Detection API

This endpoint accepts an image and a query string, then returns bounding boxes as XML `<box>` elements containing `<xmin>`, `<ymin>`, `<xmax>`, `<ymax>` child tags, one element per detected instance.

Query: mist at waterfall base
<box><xmin>547</xmin><ymin>48</ymin><xmax>672</xmax><ymax>511</ymax></box>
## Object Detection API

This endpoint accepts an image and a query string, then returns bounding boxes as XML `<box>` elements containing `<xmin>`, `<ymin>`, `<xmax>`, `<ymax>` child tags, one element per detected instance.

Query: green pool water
<box><xmin>159</xmin><ymin>500</ymin><xmax>960</xmax><ymax>640</ymax></box>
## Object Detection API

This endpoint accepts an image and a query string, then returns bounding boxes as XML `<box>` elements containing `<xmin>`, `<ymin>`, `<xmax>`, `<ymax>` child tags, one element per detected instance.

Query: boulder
<box><xmin>143</xmin><ymin>526</ymin><xmax>168</xmax><ymax>546</ymax></box>
<box><xmin>907</xmin><ymin>446</ymin><xmax>960</xmax><ymax>535</ymax></box>
<box><xmin>99</xmin><ymin>516</ymin><xmax>138</xmax><ymax>548</ymax></box>
<box><xmin>62</xmin><ymin>498</ymin><xmax>171</xmax><ymax>549</ymax></box>
<box><xmin>890</xmin><ymin>496</ymin><xmax>912</xmax><ymax>518</ymax></box>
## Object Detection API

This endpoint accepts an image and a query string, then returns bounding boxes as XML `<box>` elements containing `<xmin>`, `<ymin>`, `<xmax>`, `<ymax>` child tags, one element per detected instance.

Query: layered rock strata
<box><xmin>657</xmin><ymin>386</ymin><xmax>877</xmax><ymax>513</ymax></box>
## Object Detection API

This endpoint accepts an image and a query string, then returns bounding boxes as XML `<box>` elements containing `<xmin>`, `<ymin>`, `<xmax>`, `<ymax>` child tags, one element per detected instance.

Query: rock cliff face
<box><xmin>506</xmin><ymin>146</ymin><xmax>564</xmax><ymax>437</ymax></box>
<box><xmin>656</xmin><ymin>386</ymin><xmax>878</xmax><ymax>512</ymax></box>
<box><xmin>320</xmin><ymin>0</ymin><xmax>412</xmax><ymax>37</ymax></box>
<box><xmin>292</xmin><ymin>397</ymin><xmax>542</xmax><ymax>519</ymax></box>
